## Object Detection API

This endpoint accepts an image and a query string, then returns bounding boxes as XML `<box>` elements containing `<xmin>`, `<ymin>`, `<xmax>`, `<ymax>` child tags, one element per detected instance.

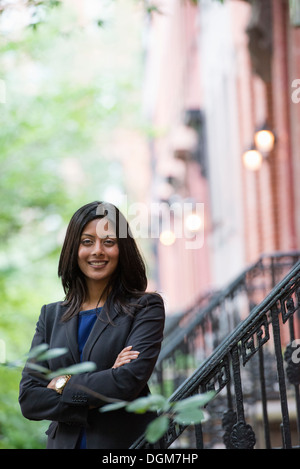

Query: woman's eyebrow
<box><xmin>81</xmin><ymin>233</ymin><xmax>117</xmax><ymax>238</ymax></box>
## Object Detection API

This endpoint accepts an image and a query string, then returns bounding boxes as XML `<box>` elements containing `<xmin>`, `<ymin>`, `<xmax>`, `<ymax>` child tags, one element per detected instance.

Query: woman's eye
<box><xmin>81</xmin><ymin>239</ymin><xmax>93</xmax><ymax>246</ymax></box>
<box><xmin>104</xmin><ymin>239</ymin><xmax>115</xmax><ymax>246</ymax></box>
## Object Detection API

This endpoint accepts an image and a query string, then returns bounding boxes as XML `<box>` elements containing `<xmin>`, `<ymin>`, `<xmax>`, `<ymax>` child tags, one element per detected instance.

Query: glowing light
<box><xmin>159</xmin><ymin>230</ymin><xmax>176</xmax><ymax>246</ymax></box>
<box><xmin>242</xmin><ymin>149</ymin><xmax>263</xmax><ymax>171</ymax></box>
<box><xmin>185</xmin><ymin>213</ymin><xmax>202</xmax><ymax>232</ymax></box>
<box><xmin>254</xmin><ymin>129</ymin><xmax>275</xmax><ymax>153</ymax></box>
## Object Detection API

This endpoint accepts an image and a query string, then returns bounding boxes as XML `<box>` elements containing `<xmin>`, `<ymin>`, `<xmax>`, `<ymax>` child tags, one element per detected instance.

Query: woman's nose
<box><xmin>92</xmin><ymin>239</ymin><xmax>104</xmax><ymax>255</ymax></box>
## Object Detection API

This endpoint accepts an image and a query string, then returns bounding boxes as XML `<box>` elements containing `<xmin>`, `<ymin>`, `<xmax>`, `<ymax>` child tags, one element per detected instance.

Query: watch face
<box><xmin>56</xmin><ymin>377</ymin><xmax>66</xmax><ymax>389</ymax></box>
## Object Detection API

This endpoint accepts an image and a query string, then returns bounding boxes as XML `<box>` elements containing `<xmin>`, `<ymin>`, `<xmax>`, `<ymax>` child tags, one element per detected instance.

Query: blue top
<box><xmin>78</xmin><ymin>308</ymin><xmax>99</xmax><ymax>361</ymax></box>
<box><xmin>76</xmin><ymin>308</ymin><xmax>100</xmax><ymax>449</ymax></box>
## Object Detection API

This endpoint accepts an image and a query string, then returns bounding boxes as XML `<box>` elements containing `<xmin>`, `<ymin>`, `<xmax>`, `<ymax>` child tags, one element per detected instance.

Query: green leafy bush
<box><xmin>100</xmin><ymin>391</ymin><xmax>215</xmax><ymax>444</ymax></box>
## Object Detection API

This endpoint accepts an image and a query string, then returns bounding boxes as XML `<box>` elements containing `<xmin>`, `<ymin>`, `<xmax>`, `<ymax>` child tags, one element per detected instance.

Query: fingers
<box><xmin>119</xmin><ymin>347</ymin><xmax>140</xmax><ymax>360</ymax></box>
<box><xmin>112</xmin><ymin>346</ymin><xmax>140</xmax><ymax>369</ymax></box>
<box><xmin>47</xmin><ymin>378</ymin><xmax>56</xmax><ymax>390</ymax></box>
<box><xmin>118</xmin><ymin>346</ymin><xmax>140</xmax><ymax>360</ymax></box>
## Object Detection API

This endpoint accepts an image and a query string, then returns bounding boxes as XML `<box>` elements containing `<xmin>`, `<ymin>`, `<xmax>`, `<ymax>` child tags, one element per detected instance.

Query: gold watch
<box><xmin>55</xmin><ymin>375</ymin><xmax>71</xmax><ymax>394</ymax></box>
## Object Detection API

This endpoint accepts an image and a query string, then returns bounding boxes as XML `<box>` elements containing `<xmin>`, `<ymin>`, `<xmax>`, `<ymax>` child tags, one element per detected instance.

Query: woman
<box><xmin>19</xmin><ymin>201</ymin><xmax>165</xmax><ymax>449</ymax></box>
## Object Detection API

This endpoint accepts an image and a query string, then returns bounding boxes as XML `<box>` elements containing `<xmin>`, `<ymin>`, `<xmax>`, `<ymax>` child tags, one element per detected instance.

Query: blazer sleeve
<box><xmin>18</xmin><ymin>305</ymin><xmax>89</xmax><ymax>425</ymax></box>
<box><xmin>61</xmin><ymin>293</ymin><xmax>165</xmax><ymax>408</ymax></box>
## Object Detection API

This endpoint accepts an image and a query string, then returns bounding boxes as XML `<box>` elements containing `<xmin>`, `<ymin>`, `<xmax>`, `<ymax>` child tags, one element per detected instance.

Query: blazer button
<box><xmin>72</xmin><ymin>393</ymin><xmax>88</xmax><ymax>404</ymax></box>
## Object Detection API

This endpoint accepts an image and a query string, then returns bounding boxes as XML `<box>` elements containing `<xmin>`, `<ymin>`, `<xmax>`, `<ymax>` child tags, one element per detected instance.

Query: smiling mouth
<box><xmin>88</xmin><ymin>261</ymin><xmax>108</xmax><ymax>267</ymax></box>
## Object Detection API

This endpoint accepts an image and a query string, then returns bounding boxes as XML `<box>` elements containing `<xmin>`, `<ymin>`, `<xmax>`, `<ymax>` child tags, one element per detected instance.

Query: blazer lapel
<box><xmin>82</xmin><ymin>304</ymin><xmax>118</xmax><ymax>362</ymax></box>
<box><xmin>65</xmin><ymin>315</ymin><xmax>80</xmax><ymax>363</ymax></box>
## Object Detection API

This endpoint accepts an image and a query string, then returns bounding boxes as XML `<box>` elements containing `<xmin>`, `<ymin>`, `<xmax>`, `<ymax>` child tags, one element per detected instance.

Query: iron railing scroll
<box><xmin>131</xmin><ymin>258</ymin><xmax>300</xmax><ymax>449</ymax></box>
<box><xmin>152</xmin><ymin>252</ymin><xmax>300</xmax><ymax>398</ymax></box>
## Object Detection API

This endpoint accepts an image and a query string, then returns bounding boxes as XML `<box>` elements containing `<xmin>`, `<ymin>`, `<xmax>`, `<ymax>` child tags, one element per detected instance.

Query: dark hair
<box><xmin>58</xmin><ymin>201</ymin><xmax>147</xmax><ymax>321</ymax></box>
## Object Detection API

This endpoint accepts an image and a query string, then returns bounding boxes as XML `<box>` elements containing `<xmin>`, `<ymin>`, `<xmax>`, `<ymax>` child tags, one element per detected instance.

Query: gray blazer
<box><xmin>19</xmin><ymin>293</ymin><xmax>165</xmax><ymax>449</ymax></box>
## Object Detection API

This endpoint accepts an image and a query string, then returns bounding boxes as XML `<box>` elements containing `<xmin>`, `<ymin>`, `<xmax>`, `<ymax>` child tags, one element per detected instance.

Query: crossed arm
<box><xmin>46</xmin><ymin>346</ymin><xmax>140</xmax><ymax>392</ymax></box>
<box><xmin>19</xmin><ymin>295</ymin><xmax>165</xmax><ymax>423</ymax></box>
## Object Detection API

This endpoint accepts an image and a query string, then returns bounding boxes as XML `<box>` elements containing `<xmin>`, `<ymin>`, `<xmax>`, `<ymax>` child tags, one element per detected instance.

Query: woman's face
<box><xmin>77</xmin><ymin>218</ymin><xmax>119</xmax><ymax>285</ymax></box>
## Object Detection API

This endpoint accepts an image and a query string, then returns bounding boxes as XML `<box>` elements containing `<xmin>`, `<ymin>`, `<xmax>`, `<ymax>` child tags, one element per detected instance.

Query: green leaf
<box><xmin>145</xmin><ymin>415</ymin><xmax>169</xmax><ymax>444</ymax></box>
<box><xmin>99</xmin><ymin>401</ymin><xmax>128</xmax><ymax>413</ymax></box>
<box><xmin>126</xmin><ymin>394</ymin><xmax>167</xmax><ymax>414</ymax></box>
<box><xmin>36</xmin><ymin>347</ymin><xmax>68</xmax><ymax>361</ymax></box>
<box><xmin>146</xmin><ymin>5</ymin><xmax>163</xmax><ymax>15</ymax></box>
<box><xmin>47</xmin><ymin>361</ymin><xmax>97</xmax><ymax>379</ymax></box>
<box><xmin>27</xmin><ymin>344</ymin><xmax>49</xmax><ymax>360</ymax></box>
<box><xmin>172</xmin><ymin>392</ymin><xmax>215</xmax><ymax>413</ymax></box>
<box><xmin>126</xmin><ymin>397</ymin><xmax>152</xmax><ymax>414</ymax></box>
<box><xmin>174</xmin><ymin>408</ymin><xmax>204</xmax><ymax>425</ymax></box>
<box><xmin>25</xmin><ymin>362</ymin><xmax>51</xmax><ymax>375</ymax></box>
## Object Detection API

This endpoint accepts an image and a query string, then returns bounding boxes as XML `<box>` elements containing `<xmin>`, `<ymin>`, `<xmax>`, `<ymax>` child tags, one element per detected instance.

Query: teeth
<box><xmin>90</xmin><ymin>262</ymin><xmax>106</xmax><ymax>266</ymax></box>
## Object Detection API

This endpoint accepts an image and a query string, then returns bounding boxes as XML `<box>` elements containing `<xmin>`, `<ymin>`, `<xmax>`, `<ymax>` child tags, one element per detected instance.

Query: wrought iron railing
<box><xmin>152</xmin><ymin>252</ymin><xmax>300</xmax><ymax>397</ymax></box>
<box><xmin>131</xmin><ymin>256</ymin><xmax>300</xmax><ymax>449</ymax></box>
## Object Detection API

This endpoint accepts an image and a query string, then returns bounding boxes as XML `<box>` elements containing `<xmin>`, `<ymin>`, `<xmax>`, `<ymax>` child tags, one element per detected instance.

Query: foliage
<box><xmin>0</xmin><ymin>0</ymin><xmax>145</xmax><ymax>448</ymax></box>
<box><xmin>0</xmin><ymin>0</ymin><xmax>226</xmax><ymax>28</ymax></box>
<box><xmin>22</xmin><ymin>343</ymin><xmax>97</xmax><ymax>379</ymax></box>
<box><xmin>2</xmin><ymin>344</ymin><xmax>214</xmax><ymax>446</ymax></box>
<box><xmin>100</xmin><ymin>391</ymin><xmax>215</xmax><ymax>444</ymax></box>
<box><xmin>0</xmin><ymin>345</ymin><xmax>97</xmax><ymax>448</ymax></box>
<box><xmin>4</xmin><ymin>344</ymin><xmax>97</xmax><ymax>380</ymax></box>
<box><xmin>0</xmin><ymin>0</ymin><xmax>143</xmax><ymax>337</ymax></box>
<box><xmin>0</xmin><ymin>366</ymin><xmax>47</xmax><ymax>449</ymax></box>
<box><xmin>0</xmin><ymin>5</ymin><xmax>130</xmax><ymax>245</ymax></box>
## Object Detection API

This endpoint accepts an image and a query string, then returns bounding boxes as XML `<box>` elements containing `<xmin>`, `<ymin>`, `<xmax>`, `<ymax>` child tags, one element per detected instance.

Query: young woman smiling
<box><xmin>19</xmin><ymin>201</ymin><xmax>165</xmax><ymax>449</ymax></box>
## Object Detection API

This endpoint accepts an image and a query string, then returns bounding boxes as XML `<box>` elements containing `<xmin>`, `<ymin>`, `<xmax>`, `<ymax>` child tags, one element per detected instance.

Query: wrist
<box><xmin>55</xmin><ymin>375</ymin><xmax>71</xmax><ymax>394</ymax></box>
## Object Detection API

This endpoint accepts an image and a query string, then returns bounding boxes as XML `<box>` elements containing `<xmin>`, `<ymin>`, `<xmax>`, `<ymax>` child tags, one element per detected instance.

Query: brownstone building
<box><xmin>143</xmin><ymin>0</ymin><xmax>300</xmax><ymax>311</ymax></box>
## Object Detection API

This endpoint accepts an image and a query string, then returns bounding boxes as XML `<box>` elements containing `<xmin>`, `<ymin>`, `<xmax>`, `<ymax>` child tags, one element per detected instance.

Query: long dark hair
<box><xmin>58</xmin><ymin>201</ymin><xmax>147</xmax><ymax>322</ymax></box>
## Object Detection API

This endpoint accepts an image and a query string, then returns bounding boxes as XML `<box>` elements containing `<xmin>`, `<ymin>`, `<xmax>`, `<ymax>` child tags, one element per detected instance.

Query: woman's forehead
<box><xmin>82</xmin><ymin>218</ymin><xmax>116</xmax><ymax>238</ymax></box>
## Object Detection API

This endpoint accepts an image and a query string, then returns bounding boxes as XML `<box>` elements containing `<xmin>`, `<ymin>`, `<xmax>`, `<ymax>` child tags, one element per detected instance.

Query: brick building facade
<box><xmin>143</xmin><ymin>0</ymin><xmax>300</xmax><ymax>311</ymax></box>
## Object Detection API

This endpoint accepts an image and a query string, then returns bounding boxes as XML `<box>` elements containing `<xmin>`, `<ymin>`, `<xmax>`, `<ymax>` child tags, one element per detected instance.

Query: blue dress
<box><xmin>76</xmin><ymin>308</ymin><xmax>99</xmax><ymax>449</ymax></box>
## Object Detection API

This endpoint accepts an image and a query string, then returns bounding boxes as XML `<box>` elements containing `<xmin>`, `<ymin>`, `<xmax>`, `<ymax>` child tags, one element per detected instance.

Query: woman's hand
<box><xmin>112</xmin><ymin>346</ymin><xmax>139</xmax><ymax>369</ymax></box>
<box><xmin>46</xmin><ymin>346</ymin><xmax>139</xmax><ymax>391</ymax></box>
<box><xmin>47</xmin><ymin>376</ymin><xmax>64</xmax><ymax>391</ymax></box>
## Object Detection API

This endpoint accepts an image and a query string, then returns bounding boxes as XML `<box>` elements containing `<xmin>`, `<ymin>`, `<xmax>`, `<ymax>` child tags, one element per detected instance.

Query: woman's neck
<box><xmin>82</xmin><ymin>279</ymin><xmax>108</xmax><ymax>310</ymax></box>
